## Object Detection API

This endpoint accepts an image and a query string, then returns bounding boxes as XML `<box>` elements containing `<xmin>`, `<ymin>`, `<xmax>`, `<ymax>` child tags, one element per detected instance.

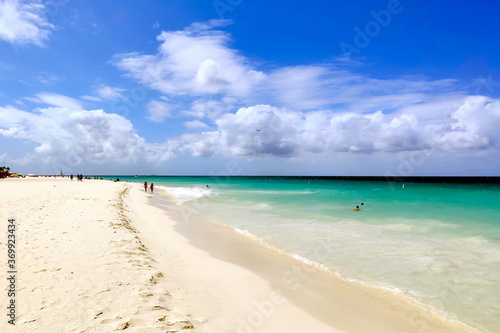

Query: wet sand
<box><xmin>125</xmin><ymin>182</ymin><xmax>477</xmax><ymax>333</ymax></box>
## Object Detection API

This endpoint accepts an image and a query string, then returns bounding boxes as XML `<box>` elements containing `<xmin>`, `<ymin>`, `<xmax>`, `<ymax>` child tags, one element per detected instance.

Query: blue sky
<box><xmin>1</xmin><ymin>0</ymin><xmax>499</xmax><ymax>176</ymax></box>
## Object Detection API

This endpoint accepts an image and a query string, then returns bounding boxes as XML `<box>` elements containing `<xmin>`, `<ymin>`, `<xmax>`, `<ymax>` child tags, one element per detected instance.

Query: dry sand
<box><xmin>0</xmin><ymin>177</ymin><xmax>477</xmax><ymax>333</ymax></box>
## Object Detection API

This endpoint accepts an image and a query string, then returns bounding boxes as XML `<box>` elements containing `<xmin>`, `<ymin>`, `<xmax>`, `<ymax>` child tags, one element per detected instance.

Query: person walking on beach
<box><xmin>70</xmin><ymin>174</ymin><xmax>73</xmax><ymax>181</ymax></box>
<box><xmin>150</xmin><ymin>183</ymin><xmax>154</xmax><ymax>193</ymax></box>
<box><xmin>144</xmin><ymin>181</ymin><xmax>148</xmax><ymax>192</ymax></box>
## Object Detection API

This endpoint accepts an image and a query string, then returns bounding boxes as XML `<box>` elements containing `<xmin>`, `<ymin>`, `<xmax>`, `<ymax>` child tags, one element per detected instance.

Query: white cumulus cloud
<box><xmin>113</xmin><ymin>20</ymin><xmax>266</xmax><ymax>97</ymax></box>
<box><xmin>147</xmin><ymin>100</ymin><xmax>171</xmax><ymax>122</ymax></box>
<box><xmin>0</xmin><ymin>105</ymin><xmax>176</xmax><ymax>171</ymax></box>
<box><xmin>0</xmin><ymin>0</ymin><xmax>54</xmax><ymax>46</ymax></box>
<box><xmin>176</xmin><ymin>97</ymin><xmax>500</xmax><ymax>159</ymax></box>
<box><xmin>181</xmin><ymin>97</ymin><xmax>236</xmax><ymax>119</ymax></box>
<box><xmin>1</xmin><ymin>96</ymin><xmax>499</xmax><ymax>172</ymax></box>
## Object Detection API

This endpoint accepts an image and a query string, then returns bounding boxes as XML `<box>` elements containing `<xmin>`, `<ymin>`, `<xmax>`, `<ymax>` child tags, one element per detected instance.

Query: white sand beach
<box><xmin>0</xmin><ymin>177</ymin><xmax>476</xmax><ymax>333</ymax></box>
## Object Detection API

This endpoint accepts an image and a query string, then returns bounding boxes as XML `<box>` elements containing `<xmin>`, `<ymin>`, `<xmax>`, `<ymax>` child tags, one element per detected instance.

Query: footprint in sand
<box><xmin>166</xmin><ymin>319</ymin><xmax>194</xmax><ymax>330</ymax></box>
<box><xmin>93</xmin><ymin>311</ymin><xmax>104</xmax><ymax>319</ymax></box>
<box><xmin>148</xmin><ymin>272</ymin><xmax>164</xmax><ymax>284</ymax></box>
<box><xmin>96</xmin><ymin>288</ymin><xmax>111</xmax><ymax>295</ymax></box>
<box><xmin>150</xmin><ymin>305</ymin><xmax>170</xmax><ymax>311</ymax></box>
<box><xmin>100</xmin><ymin>317</ymin><xmax>131</xmax><ymax>331</ymax></box>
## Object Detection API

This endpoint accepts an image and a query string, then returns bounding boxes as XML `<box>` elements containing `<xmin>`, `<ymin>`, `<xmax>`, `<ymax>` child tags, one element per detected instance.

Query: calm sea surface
<box><xmin>112</xmin><ymin>176</ymin><xmax>500</xmax><ymax>332</ymax></box>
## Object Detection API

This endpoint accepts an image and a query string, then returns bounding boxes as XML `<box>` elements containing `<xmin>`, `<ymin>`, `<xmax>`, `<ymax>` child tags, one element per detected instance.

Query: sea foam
<box><xmin>157</xmin><ymin>186</ymin><xmax>214</xmax><ymax>204</ymax></box>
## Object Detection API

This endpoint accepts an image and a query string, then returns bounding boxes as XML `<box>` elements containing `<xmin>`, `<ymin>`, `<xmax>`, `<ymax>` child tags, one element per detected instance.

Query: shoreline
<box><xmin>127</xmin><ymin>181</ymin><xmax>478</xmax><ymax>333</ymax></box>
<box><xmin>123</xmin><ymin>180</ymin><xmax>342</xmax><ymax>332</ymax></box>
<box><xmin>0</xmin><ymin>177</ymin><xmax>480</xmax><ymax>332</ymax></box>
<box><xmin>182</xmin><ymin>221</ymin><xmax>478</xmax><ymax>333</ymax></box>
<box><xmin>197</xmin><ymin>220</ymin><xmax>479</xmax><ymax>333</ymax></box>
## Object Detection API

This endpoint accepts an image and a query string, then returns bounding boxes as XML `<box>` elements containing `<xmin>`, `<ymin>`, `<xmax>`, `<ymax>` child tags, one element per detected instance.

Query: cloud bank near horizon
<box><xmin>1</xmin><ymin>94</ymin><xmax>499</xmax><ymax>172</ymax></box>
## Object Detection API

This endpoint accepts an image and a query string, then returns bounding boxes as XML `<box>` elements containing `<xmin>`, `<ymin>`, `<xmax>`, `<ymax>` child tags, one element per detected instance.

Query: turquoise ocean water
<box><xmin>112</xmin><ymin>176</ymin><xmax>500</xmax><ymax>332</ymax></box>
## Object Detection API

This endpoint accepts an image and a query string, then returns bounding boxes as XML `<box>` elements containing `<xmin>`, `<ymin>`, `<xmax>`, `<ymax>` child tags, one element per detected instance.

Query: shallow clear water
<box><xmin>116</xmin><ymin>176</ymin><xmax>500</xmax><ymax>332</ymax></box>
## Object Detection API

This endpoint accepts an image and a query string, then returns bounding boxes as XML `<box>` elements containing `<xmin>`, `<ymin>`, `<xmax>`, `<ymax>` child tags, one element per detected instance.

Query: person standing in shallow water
<box><xmin>144</xmin><ymin>181</ymin><xmax>148</xmax><ymax>192</ymax></box>
<box><xmin>150</xmin><ymin>183</ymin><xmax>154</xmax><ymax>194</ymax></box>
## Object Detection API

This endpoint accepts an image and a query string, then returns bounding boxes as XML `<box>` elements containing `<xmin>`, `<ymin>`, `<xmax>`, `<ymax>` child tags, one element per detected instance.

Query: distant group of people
<box><xmin>353</xmin><ymin>202</ymin><xmax>365</xmax><ymax>211</ymax></box>
<box><xmin>70</xmin><ymin>174</ymin><xmax>84</xmax><ymax>181</ymax></box>
<box><xmin>144</xmin><ymin>181</ymin><xmax>154</xmax><ymax>193</ymax></box>
<box><xmin>70</xmin><ymin>174</ymin><xmax>103</xmax><ymax>181</ymax></box>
